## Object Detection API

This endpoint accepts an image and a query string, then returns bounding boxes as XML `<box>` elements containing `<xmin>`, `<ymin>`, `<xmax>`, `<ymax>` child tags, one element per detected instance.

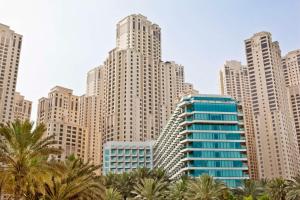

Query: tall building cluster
<box><xmin>2</xmin><ymin>14</ymin><xmax>300</xmax><ymax>186</ymax></box>
<box><xmin>220</xmin><ymin>32</ymin><xmax>300</xmax><ymax>180</ymax></box>
<box><xmin>0</xmin><ymin>23</ymin><xmax>31</xmax><ymax>123</ymax></box>
<box><xmin>36</xmin><ymin>14</ymin><xmax>197</xmax><ymax>166</ymax></box>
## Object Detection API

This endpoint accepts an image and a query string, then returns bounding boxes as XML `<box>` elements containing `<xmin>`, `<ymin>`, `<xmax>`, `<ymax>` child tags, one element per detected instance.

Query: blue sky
<box><xmin>0</xmin><ymin>0</ymin><xmax>299</xmax><ymax>120</ymax></box>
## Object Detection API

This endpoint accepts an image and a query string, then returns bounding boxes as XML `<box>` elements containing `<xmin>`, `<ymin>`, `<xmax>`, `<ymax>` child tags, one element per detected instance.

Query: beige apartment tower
<box><xmin>37</xmin><ymin>86</ymin><xmax>87</xmax><ymax>161</ymax></box>
<box><xmin>78</xmin><ymin>14</ymin><xmax>196</xmax><ymax>168</ymax></box>
<box><xmin>220</xmin><ymin>60</ymin><xmax>258</xmax><ymax>179</ymax></box>
<box><xmin>78</xmin><ymin>66</ymin><xmax>105</xmax><ymax>166</ymax></box>
<box><xmin>282</xmin><ymin>49</ymin><xmax>300</xmax><ymax>153</ymax></box>
<box><xmin>0</xmin><ymin>23</ymin><xmax>22</xmax><ymax>123</ymax></box>
<box><xmin>100</xmin><ymin>14</ymin><xmax>192</xmax><ymax>144</ymax></box>
<box><xmin>244</xmin><ymin>32</ymin><xmax>299</xmax><ymax>179</ymax></box>
<box><xmin>13</xmin><ymin>92</ymin><xmax>32</xmax><ymax>121</ymax></box>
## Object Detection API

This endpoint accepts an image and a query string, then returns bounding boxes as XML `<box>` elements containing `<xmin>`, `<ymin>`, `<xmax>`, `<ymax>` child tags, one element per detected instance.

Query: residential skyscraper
<box><xmin>13</xmin><ymin>92</ymin><xmax>32</xmax><ymax>121</ymax></box>
<box><xmin>79</xmin><ymin>95</ymin><xmax>102</xmax><ymax>166</ymax></box>
<box><xmin>37</xmin><ymin>86</ymin><xmax>87</xmax><ymax>161</ymax></box>
<box><xmin>102</xmin><ymin>14</ymin><xmax>162</xmax><ymax>143</ymax></box>
<box><xmin>154</xmin><ymin>95</ymin><xmax>249</xmax><ymax>188</ymax></box>
<box><xmin>78</xmin><ymin>66</ymin><xmax>105</xmax><ymax>166</ymax></box>
<box><xmin>86</xmin><ymin>66</ymin><xmax>104</xmax><ymax>96</ymax></box>
<box><xmin>220</xmin><ymin>60</ymin><xmax>258</xmax><ymax>179</ymax></box>
<box><xmin>244</xmin><ymin>32</ymin><xmax>299</xmax><ymax>179</ymax></box>
<box><xmin>282</xmin><ymin>49</ymin><xmax>300</xmax><ymax>152</ymax></box>
<box><xmin>182</xmin><ymin>83</ymin><xmax>199</xmax><ymax>96</ymax></box>
<box><xmin>100</xmin><ymin>14</ymin><xmax>191</xmax><ymax>145</ymax></box>
<box><xmin>0</xmin><ymin>23</ymin><xmax>22</xmax><ymax>123</ymax></box>
<box><xmin>59</xmin><ymin>14</ymin><xmax>196</xmax><ymax>168</ymax></box>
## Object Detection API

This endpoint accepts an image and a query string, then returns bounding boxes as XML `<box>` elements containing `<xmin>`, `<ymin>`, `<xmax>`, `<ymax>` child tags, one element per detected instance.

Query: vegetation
<box><xmin>1</xmin><ymin>120</ymin><xmax>300</xmax><ymax>200</ymax></box>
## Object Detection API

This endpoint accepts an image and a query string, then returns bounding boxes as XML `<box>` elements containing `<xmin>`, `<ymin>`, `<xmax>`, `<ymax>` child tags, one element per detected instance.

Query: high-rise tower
<box><xmin>282</xmin><ymin>49</ymin><xmax>300</xmax><ymax>153</ymax></box>
<box><xmin>101</xmin><ymin>14</ymin><xmax>189</xmax><ymax>144</ymax></box>
<box><xmin>13</xmin><ymin>92</ymin><xmax>32</xmax><ymax>121</ymax></box>
<box><xmin>0</xmin><ymin>23</ymin><xmax>22</xmax><ymax>123</ymax></box>
<box><xmin>244</xmin><ymin>32</ymin><xmax>299</xmax><ymax>179</ymax></box>
<box><xmin>220</xmin><ymin>60</ymin><xmax>258</xmax><ymax>179</ymax></box>
<box><xmin>37</xmin><ymin>86</ymin><xmax>87</xmax><ymax>161</ymax></box>
<box><xmin>79</xmin><ymin>66</ymin><xmax>105</xmax><ymax>166</ymax></box>
<box><xmin>79</xmin><ymin>14</ymin><xmax>196</xmax><ymax>169</ymax></box>
<box><xmin>102</xmin><ymin>14</ymin><xmax>162</xmax><ymax>143</ymax></box>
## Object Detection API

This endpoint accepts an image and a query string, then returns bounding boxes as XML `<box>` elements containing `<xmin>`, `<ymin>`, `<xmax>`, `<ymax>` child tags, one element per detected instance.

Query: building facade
<box><xmin>182</xmin><ymin>83</ymin><xmax>199</xmax><ymax>96</ymax></box>
<box><xmin>0</xmin><ymin>23</ymin><xmax>22</xmax><ymax>123</ymax></box>
<box><xmin>154</xmin><ymin>95</ymin><xmax>249</xmax><ymax>188</ymax></box>
<box><xmin>13</xmin><ymin>92</ymin><xmax>32</xmax><ymax>121</ymax></box>
<box><xmin>83</xmin><ymin>14</ymin><xmax>195</xmax><ymax>167</ymax></box>
<box><xmin>78</xmin><ymin>66</ymin><xmax>105</xmax><ymax>166</ymax></box>
<box><xmin>220</xmin><ymin>60</ymin><xmax>258</xmax><ymax>179</ymax></box>
<box><xmin>244</xmin><ymin>32</ymin><xmax>299</xmax><ymax>179</ymax></box>
<box><xmin>282</xmin><ymin>49</ymin><xmax>300</xmax><ymax>153</ymax></box>
<box><xmin>79</xmin><ymin>95</ymin><xmax>102</xmax><ymax>166</ymax></box>
<box><xmin>37</xmin><ymin>86</ymin><xmax>87</xmax><ymax>161</ymax></box>
<box><xmin>103</xmin><ymin>141</ymin><xmax>154</xmax><ymax>175</ymax></box>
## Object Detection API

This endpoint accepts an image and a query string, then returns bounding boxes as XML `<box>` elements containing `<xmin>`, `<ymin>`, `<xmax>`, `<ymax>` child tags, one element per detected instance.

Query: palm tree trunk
<box><xmin>14</xmin><ymin>183</ymin><xmax>22</xmax><ymax>200</ymax></box>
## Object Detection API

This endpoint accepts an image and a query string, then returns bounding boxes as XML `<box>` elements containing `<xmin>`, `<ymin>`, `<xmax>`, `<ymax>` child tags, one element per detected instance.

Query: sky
<box><xmin>0</xmin><ymin>0</ymin><xmax>299</xmax><ymax>120</ymax></box>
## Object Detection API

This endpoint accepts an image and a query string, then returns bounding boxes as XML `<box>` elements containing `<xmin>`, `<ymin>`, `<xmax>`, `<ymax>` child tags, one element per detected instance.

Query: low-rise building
<box><xmin>103</xmin><ymin>141</ymin><xmax>154</xmax><ymax>175</ymax></box>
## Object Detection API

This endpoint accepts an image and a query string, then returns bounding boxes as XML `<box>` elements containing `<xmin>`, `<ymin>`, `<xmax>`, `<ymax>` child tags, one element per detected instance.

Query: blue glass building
<box><xmin>154</xmin><ymin>95</ymin><xmax>249</xmax><ymax>187</ymax></box>
<box><xmin>103</xmin><ymin>141</ymin><xmax>154</xmax><ymax>175</ymax></box>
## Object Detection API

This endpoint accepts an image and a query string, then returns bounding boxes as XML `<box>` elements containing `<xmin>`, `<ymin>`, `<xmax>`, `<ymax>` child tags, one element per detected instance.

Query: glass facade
<box><xmin>103</xmin><ymin>141</ymin><xmax>154</xmax><ymax>175</ymax></box>
<box><xmin>154</xmin><ymin>95</ymin><xmax>249</xmax><ymax>187</ymax></box>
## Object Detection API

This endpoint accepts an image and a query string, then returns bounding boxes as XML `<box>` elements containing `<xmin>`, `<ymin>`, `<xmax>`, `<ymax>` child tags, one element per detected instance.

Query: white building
<box><xmin>0</xmin><ymin>23</ymin><xmax>22</xmax><ymax>123</ymax></box>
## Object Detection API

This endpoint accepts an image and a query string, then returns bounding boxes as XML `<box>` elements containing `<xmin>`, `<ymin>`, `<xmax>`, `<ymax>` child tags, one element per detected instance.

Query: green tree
<box><xmin>267</xmin><ymin>178</ymin><xmax>288</xmax><ymax>200</ymax></box>
<box><xmin>103</xmin><ymin>172</ymin><xmax>135</xmax><ymax>199</ymax></box>
<box><xmin>185</xmin><ymin>174</ymin><xmax>228</xmax><ymax>200</ymax></box>
<box><xmin>132</xmin><ymin>168</ymin><xmax>151</xmax><ymax>180</ymax></box>
<box><xmin>0</xmin><ymin>120</ymin><xmax>61</xmax><ymax>200</ymax></box>
<box><xmin>150</xmin><ymin>168</ymin><xmax>169</xmax><ymax>182</ymax></box>
<box><xmin>43</xmin><ymin>156</ymin><xmax>104</xmax><ymax>200</ymax></box>
<box><xmin>104</xmin><ymin>188</ymin><xmax>122</xmax><ymax>200</ymax></box>
<box><xmin>258</xmin><ymin>195</ymin><xmax>269</xmax><ymax>200</ymax></box>
<box><xmin>286</xmin><ymin>175</ymin><xmax>300</xmax><ymax>200</ymax></box>
<box><xmin>103</xmin><ymin>172</ymin><xmax>120</xmax><ymax>188</ymax></box>
<box><xmin>167</xmin><ymin>178</ymin><xmax>188</xmax><ymax>200</ymax></box>
<box><xmin>131</xmin><ymin>178</ymin><xmax>168</xmax><ymax>200</ymax></box>
<box><xmin>233</xmin><ymin>180</ymin><xmax>264</xmax><ymax>200</ymax></box>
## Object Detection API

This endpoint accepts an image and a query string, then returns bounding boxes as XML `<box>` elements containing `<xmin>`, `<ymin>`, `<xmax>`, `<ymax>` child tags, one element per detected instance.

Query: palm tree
<box><xmin>43</xmin><ymin>156</ymin><xmax>105</xmax><ymax>200</ymax></box>
<box><xmin>233</xmin><ymin>179</ymin><xmax>264</xmax><ymax>200</ymax></box>
<box><xmin>104</xmin><ymin>188</ymin><xmax>122</xmax><ymax>200</ymax></box>
<box><xmin>150</xmin><ymin>168</ymin><xmax>169</xmax><ymax>183</ymax></box>
<box><xmin>286</xmin><ymin>175</ymin><xmax>300</xmax><ymax>200</ymax></box>
<box><xmin>131</xmin><ymin>178</ymin><xmax>168</xmax><ymax>200</ymax></box>
<box><xmin>115</xmin><ymin>172</ymin><xmax>134</xmax><ymax>199</ymax></box>
<box><xmin>103</xmin><ymin>172</ymin><xmax>119</xmax><ymax>188</ymax></box>
<box><xmin>266</xmin><ymin>178</ymin><xmax>287</xmax><ymax>200</ymax></box>
<box><xmin>167</xmin><ymin>178</ymin><xmax>188</xmax><ymax>200</ymax></box>
<box><xmin>184</xmin><ymin>174</ymin><xmax>228</xmax><ymax>200</ymax></box>
<box><xmin>103</xmin><ymin>172</ymin><xmax>134</xmax><ymax>200</ymax></box>
<box><xmin>0</xmin><ymin>171</ymin><xmax>8</xmax><ymax>199</ymax></box>
<box><xmin>132</xmin><ymin>168</ymin><xmax>151</xmax><ymax>181</ymax></box>
<box><xmin>0</xmin><ymin>120</ymin><xmax>61</xmax><ymax>200</ymax></box>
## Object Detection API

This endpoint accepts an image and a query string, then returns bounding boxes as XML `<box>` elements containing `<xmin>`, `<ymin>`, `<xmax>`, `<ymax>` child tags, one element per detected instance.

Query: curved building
<box><xmin>154</xmin><ymin>95</ymin><xmax>249</xmax><ymax>187</ymax></box>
